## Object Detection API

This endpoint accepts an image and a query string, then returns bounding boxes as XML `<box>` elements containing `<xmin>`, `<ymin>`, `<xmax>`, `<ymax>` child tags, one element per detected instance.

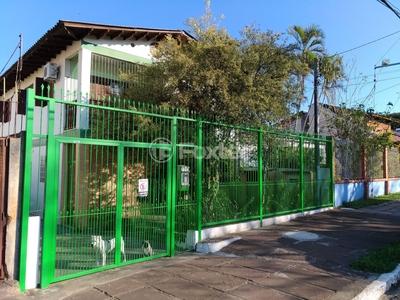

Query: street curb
<box><xmin>195</xmin><ymin>237</ymin><xmax>241</xmax><ymax>253</ymax></box>
<box><xmin>353</xmin><ymin>263</ymin><xmax>400</xmax><ymax>300</ymax></box>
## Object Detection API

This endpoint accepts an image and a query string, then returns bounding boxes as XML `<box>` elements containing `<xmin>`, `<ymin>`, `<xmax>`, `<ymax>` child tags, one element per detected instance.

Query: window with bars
<box><xmin>90</xmin><ymin>53</ymin><xmax>142</xmax><ymax>103</ymax></box>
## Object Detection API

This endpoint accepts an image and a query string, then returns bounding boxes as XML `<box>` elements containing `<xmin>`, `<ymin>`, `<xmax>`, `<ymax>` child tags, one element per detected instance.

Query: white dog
<box><xmin>142</xmin><ymin>240</ymin><xmax>153</xmax><ymax>257</ymax></box>
<box><xmin>91</xmin><ymin>235</ymin><xmax>126</xmax><ymax>267</ymax></box>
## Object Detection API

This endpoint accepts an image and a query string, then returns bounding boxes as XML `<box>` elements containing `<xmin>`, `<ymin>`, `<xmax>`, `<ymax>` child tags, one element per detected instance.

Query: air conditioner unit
<box><xmin>43</xmin><ymin>62</ymin><xmax>59</xmax><ymax>82</ymax></box>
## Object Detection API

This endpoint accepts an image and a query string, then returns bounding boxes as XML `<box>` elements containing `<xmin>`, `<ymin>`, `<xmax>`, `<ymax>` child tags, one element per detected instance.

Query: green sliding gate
<box><xmin>19</xmin><ymin>88</ymin><xmax>334</xmax><ymax>290</ymax></box>
<box><xmin>49</xmin><ymin>141</ymin><xmax>173</xmax><ymax>280</ymax></box>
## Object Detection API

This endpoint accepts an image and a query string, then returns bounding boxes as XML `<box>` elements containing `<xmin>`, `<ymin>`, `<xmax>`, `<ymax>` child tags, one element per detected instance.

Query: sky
<box><xmin>1</xmin><ymin>0</ymin><xmax>400</xmax><ymax>114</ymax></box>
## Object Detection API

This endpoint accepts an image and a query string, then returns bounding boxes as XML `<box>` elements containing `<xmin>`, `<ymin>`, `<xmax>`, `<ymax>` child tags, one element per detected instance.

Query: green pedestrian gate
<box><xmin>19</xmin><ymin>87</ymin><xmax>334</xmax><ymax>290</ymax></box>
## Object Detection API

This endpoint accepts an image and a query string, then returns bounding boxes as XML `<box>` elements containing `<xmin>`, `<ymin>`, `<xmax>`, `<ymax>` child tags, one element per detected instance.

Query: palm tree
<box><xmin>288</xmin><ymin>24</ymin><xmax>326</xmax><ymax>106</ymax></box>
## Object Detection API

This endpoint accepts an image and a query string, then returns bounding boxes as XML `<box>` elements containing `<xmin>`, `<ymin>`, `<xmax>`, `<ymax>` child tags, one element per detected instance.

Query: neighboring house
<box><xmin>291</xmin><ymin>102</ymin><xmax>400</xmax><ymax>203</ymax></box>
<box><xmin>277</xmin><ymin>110</ymin><xmax>310</xmax><ymax>133</ymax></box>
<box><xmin>298</xmin><ymin>103</ymin><xmax>400</xmax><ymax>138</ymax></box>
<box><xmin>0</xmin><ymin>20</ymin><xmax>192</xmax><ymax>282</ymax></box>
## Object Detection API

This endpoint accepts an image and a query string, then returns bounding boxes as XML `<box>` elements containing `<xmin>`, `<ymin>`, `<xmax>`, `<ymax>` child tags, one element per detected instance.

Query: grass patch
<box><xmin>341</xmin><ymin>192</ymin><xmax>400</xmax><ymax>209</ymax></box>
<box><xmin>346</xmin><ymin>192</ymin><xmax>400</xmax><ymax>273</ymax></box>
<box><xmin>349</xmin><ymin>239</ymin><xmax>400</xmax><ymax>273</ymax></box>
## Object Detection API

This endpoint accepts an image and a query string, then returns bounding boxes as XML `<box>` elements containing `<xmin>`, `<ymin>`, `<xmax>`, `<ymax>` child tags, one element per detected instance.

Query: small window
<box><xmin>17</xmin><ymin>84</ymin><xmax>33</xmax><ymax>115</ymax></box>
<box><xmin>0</xmin><ymin>99</ymin><xmax>11</xmax><ymax>123</ymax></box>
<box><xmin>18</xmin><ymin>89</ymin><xmax>26</xmax><ymax>115</ymax></box>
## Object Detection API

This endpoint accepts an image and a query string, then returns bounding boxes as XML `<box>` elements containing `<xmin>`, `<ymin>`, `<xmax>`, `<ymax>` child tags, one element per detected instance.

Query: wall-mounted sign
<box><xmin>138</xmin><ymin>178</ymin><xmax>148</xmax><ymax>197</ymax></box>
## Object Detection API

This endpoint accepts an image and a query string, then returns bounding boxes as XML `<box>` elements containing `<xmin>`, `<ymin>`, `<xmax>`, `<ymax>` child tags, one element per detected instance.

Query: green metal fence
<box><xmin>19</xmin><ymin>87</ymin><xmax>334</xmax><ymax>290</ymax></box>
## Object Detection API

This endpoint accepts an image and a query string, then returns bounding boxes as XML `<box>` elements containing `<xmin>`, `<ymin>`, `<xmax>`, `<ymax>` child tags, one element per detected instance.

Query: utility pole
<box><xmin>313</xmin><ymin>58</ymin><xmax>319</xmax><ymax>135</ymax></box>
<box><xmin>313</xmin><ymin>58</ymin><xmax>320</xmax><ymax>204</ymax></box>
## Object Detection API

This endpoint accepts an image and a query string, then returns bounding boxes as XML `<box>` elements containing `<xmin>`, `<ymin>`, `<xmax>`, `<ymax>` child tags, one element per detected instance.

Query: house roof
<box><xmin>320</xmin><ymin>103</ymin><xmax>400</xmax><ymax>127</ymax></box>
<box><xmin>0</xmin><ymin>20</ymin><xmax>194</xmax><ymax>95</ymax></box>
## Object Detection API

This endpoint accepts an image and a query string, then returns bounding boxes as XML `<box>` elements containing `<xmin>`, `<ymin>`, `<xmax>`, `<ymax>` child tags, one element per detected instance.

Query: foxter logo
<box><xmin>149</xmin><ymin>138</ymin><xmax>173</xmax><ymax>163</ymax></box>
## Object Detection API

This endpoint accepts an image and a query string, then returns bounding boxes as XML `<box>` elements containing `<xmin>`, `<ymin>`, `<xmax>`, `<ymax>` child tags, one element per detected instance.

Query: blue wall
<box><xmin>369</xmin><ymin>181</ymin><xmax>385</xmax><ymax>198</ymax></box>
<box><xmin>335</xmin><ymin>179</ymin><xmax>400</xmax><ymax>207</ymax></box>
<box><xmin>335</xmin><ymin>182</ymin><xmax>364</xmax><ymax>207</ymax></box>
<box><xmin>390</xmin><ymin>180</ymin><xmax>400</xmax><ymax>193</ymax></box>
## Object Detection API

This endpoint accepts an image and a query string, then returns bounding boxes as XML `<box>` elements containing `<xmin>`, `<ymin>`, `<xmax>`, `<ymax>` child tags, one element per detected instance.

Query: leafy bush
<box><xmin>263</xmin><ymin>180</ymin><xmax>300</xmax><ymax>213</ymax></box>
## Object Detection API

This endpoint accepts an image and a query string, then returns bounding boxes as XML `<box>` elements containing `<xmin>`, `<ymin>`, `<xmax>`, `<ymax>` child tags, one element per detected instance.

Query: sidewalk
<box><xmin>2</xmin><ymin>201</ymin><xmax>400</xmax><ymax>300</ymax></box>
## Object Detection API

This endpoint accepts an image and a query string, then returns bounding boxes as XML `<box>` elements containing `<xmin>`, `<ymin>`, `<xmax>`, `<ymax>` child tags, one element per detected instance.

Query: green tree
<box><xmin>319</xmin><ymin>54</ymin><xmax>345</xmax><ymax>102</ymax></box>
<box><xmin>122</xmin><ymin>3</ymin><xmax>304</xmax><ymax>127</ymax></box>
<box><xmin>324</xmin><ymin>104</ymin><xmax>395</xmax><ymax>179</ymax></box>
<box><xmin>288</xmin><ymin>24</ymin><xmax>344</xmax><ymax>110</ymax></box>
<box><xmin>288</xmin><ymin>24</ymin><xmax>326</xmax><ymax>106</ymax></box>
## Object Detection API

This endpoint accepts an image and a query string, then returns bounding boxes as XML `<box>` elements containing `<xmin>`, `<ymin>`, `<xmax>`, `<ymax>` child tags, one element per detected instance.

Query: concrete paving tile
<box><xmin>290</xmin><ymin>242</ymin><xmax>359</xmax><ymax>260</ymax></box>
<box><xmin>222</xmin><ymin>239</ymin><xmax>259</xmax><ymax>252</ymax></box>
<box><xmin>230</xmin><ymin>283</ymin><xmax>299</xmax><ymax>300</ymax></box>
<box><xmin>232</xmin><ymin>257</ymin><xmax>292</xmax><ymax>273</ymax></box>
<box><xmin>151</xmin><ymin>277</ymin><xmax>221</xmax><ymax>300</ymax></box>
<box><xmin>127</xmin><ymin>269</ymin><xmax>172</xmax><ymax>284</ymax></box>
<box><xmin>327</xmin><ymin>279</ymin><xmax>373</xmax><ymax>300</ymax></box>
<box><xmin>299</xmin><ymin>263</ymin><xmax>352</xmax><ymax>278</ymax></box>
<box><xmin>185</xmin><ymin>256</ymin><xmax>233</xmax><ymax>269</ymax></box>
<box><xmin>313</xmin><ymin>258</ymin><xmax>346</xmax><ymax>271</ymax></box>
<box><xmin>327</xmin><ymin>236</ymin><xmax>377</xmax><ymax>249</ymax></box>
<box><xmin>159</xmin><ymin>263</ymin><xmax>200</xmax><ymax>275</ymax></box>
<box><xmin>265</xmin><ymin>247</ymin><xmax>309</xmax><ymax>261</ymax></box>
<box><xmin>240</xmin><ymin>233</ymin><xmax>283</xmax><ymax>243</ymax></box>
<box><xmin>278</xmin><ymin>267</ymin><xmax>352</xmax><ymax>290</ymax></box>
<box><xmin>117</xmin><ymin>287</ymin><xmax>173</xmax><ymax>300</ymax></box>
<box><xmin>210</xmin><ymin>263</ymin><xmax>271</xmax><ymax>280</ymax></box>
<box><xmin>63</xmin><ymin>287</ymin><xmax>110</xmax><ymax>300</ymax></box>
<box><xmin>223</xmin><ymin>240</ymin><xmax>308</xmax><ymax>261</ymax></box>
<box><xmin>209</xmin><ymin>293</ymin><xmax>243</xmax><ymax>300</ymax></box>
<box><xmin>94</xmin><ymin>277</ymin><xmax>144</xmax><ymax>296</ymax></box>
<box><xmin>308</xmin><ymin>250</ymin><xmax>355</xmax><ymax>266</ymax></box>
<box><xmin>253</xmin><ymin>274</ymin><xmax>335</xmax><ymax>300</ymax></box>
<box><xmin>185</xmin><ymin>270</ymin><xmax>247</xmax><ymax>292</ymax></box>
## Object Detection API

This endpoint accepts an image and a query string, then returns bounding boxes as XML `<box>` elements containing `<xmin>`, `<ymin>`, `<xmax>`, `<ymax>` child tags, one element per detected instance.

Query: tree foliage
<box><xmin>325</xmin><ymin>104</ymin><xmax>395</xmax><ymax>152</ymax></box>
<box><xmin>287</xmin><ymin>24</ymin><xmax>345</xmax><ymax>108</ymax></box>
<box><xmin>122</xmin><ymin>3</ymin><xmax>305</xmax><ymax>127</ymax></box>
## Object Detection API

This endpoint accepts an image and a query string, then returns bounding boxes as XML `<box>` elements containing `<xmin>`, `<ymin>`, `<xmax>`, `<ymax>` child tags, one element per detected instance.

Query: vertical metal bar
<box><xmin>258</xmin><ymin>130</ymin><xmax>263</xmax><ymax>225</ymax></box>
<box><xmin>299</xmin><ymin>136</ymin><xmax>305</xmax><ymax>212</ymax></box>
<box><xmin>166</xmin><ymin>147</ymin><xmax>172</xmax><ymax>255</ymax></box>
<box><xmin>196</xmin><ymin>120</ymin><xmax>202</xmax><ymax>242</ymax></box>
<box><xmin>41</xmin><ymin>95</ymin><xmax>57</xmax><ymax>288</ymax></box>
<box><xmin>19</xmin><ymin>88</ymin><xmax>35</xmax><ymax>292</ymax></box>
<box><xmin>170</xmin><ymin>118</ymin><xmax>177</xmax><ymax>257</ymax></box>
<box><xmin>328</xmin><ymin>137</ymin><xmax>335</xmax><ymax>207</ymax></box>
<box><xmin>115</xmin><ymin>144</ymin><xmax>123</xmax><ymax>264</ymax></box>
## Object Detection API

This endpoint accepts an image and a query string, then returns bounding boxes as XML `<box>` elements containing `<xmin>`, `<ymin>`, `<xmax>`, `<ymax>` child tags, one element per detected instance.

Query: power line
<box><xmin>0</xmin><ymin>41</ymin><xmax>21</xmax><ymax>77</ymax></box>
<box><xmin>377</xmin><ymin>0</ymin><xmax>400</xmax><ymax>19</ymax></box>
<box><xmin>375</xmin><ymin>35</ymin><xmax>400</xmax><ymax>66</ymax></box>
<box><xmin>336</xmin><ymin>29</ymin><xmax>400</xmax><ymax>55</ymax></box>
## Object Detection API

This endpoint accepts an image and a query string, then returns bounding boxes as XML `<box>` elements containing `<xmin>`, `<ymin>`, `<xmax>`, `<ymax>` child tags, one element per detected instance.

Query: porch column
<box><xmin>77</xmin><ymin>48</ymin><xmax>91</xmax><ymax>130</ymax></box>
